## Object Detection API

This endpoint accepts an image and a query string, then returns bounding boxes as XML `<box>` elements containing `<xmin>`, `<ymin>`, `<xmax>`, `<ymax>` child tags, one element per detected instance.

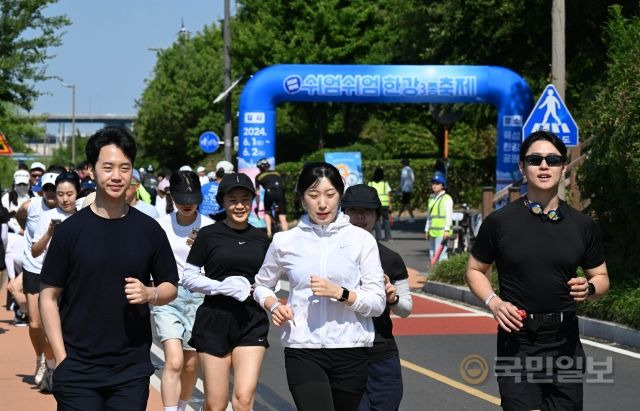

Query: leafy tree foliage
<box><xmin>579</xmin><ymin>5</ymin><xmax>640</xmax><ymax>277</ymax></box>
<box><xmin>135</xmin><ymin>26</ymin><xmax>226</xmax><ymax>169</ymax></box>
<box><xmin>0</xmin><ymin>0</ymin><xmax>70</xmax><ymax>115</ymax></box>
<box><xmin>233</xmin><ymin>0</ymin><xmax>401</xmax><ymax>153</ymax></box>
<box><xmin>137</xmin><ymin>0</ymin><xmax>640</xmax><ymax>185</ymax></box>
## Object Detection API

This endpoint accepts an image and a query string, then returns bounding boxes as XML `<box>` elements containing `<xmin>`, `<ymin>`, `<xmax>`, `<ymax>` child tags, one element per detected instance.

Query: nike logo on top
<box><xmin>239</xmin><ymin>241</ymin><xmax>246</xmax><ymax>245</ymax></box>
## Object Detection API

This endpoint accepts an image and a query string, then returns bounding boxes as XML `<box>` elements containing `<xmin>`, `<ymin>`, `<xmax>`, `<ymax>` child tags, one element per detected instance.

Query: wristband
<box><xmin>484</xmin><ymin>292</ymin><xmax>497</xmax><ymax>307</ymax></box>
<box><xmin>389</xmin><ymin>295</ymin><xmax>400</xmax><ymax>306</ymax></box>
<box><xmin>150</xmin><ymin>287</ymin><xmax>158</xmax><ymax>305</ymax></box>
<box><xmin>269</xmin><ymin>301</ymin><xmax>281</xmax><ymax>313</ymax></box>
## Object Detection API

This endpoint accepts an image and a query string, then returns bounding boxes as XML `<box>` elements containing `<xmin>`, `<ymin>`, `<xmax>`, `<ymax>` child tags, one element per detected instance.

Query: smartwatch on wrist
<box><xmin>338</xmin><ymin>287</ymin><xmax>350</xmax><ymax>302</ymax></box>
<box><xmin>587</xmin><ymin>282</ymin><xmax>596</xmax><ymax>297</ymax></box>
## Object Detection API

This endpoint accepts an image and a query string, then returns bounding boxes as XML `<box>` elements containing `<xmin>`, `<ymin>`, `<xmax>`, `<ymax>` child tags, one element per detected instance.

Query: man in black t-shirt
<box><xmin>466</xmin><ymin>131</ymin><xmax>609</xmax><ymax>411</ymax></box>
<box><xmin>255</xmin><ymin>158</ymin><xmax>289</xmax><ymax>237</ymax></box>
<box><xmin>342</xmin><ymin>184</ymin><xmax>413</xmax><ymax>411</ymax></box>
<box><xmin>39</xmin><ymin>126</ymin><xmax>178</xmax><ymax>410</ymax></box>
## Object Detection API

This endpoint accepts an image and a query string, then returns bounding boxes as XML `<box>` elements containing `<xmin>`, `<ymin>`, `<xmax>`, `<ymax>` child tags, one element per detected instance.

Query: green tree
<box><xmin>233</xmin><ymin>0</ymin><xmax>402</xmax><ymax>155</ymax></box>
<box><xmin>579</xmin><ymin>5</ymin><xmax>640</xmax><ymax>277</ymax></box>
<box><xmin>135</xmin><ymin>25</ymin><xmax>226</xmax><ymax>169</ymax></box>
<box><xmin>0</xmin><ymin>0</ymin><xmax>70</xmax><ymax>115</ymax></box>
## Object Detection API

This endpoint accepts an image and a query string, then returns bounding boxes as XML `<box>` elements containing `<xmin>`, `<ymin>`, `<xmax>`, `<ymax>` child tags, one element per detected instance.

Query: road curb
<box><xmin>422</xmin><ymin>280</ymin><xmax>640</xmax><ymax>349</ymax></box>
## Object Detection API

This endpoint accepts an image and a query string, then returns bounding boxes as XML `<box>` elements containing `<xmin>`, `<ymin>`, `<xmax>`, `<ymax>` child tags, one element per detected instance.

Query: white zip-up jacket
<box><xmin>254</xmin><ymin>213</ymin><xmax>386</xmax><ymax>349</ymax></box>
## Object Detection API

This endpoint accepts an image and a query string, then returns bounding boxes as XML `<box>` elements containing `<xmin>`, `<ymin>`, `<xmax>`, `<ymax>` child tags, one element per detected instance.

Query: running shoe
<box><xmin>34</xmin><ymin>355</ymin><xmax>46</xmax><ymax>385</ymax></box>
<box><xmin>13</xmin><ymin>313</ymin><xmax>28</xmax><ymax>327</ymax></box>
<box><xmin>39</xmin><ymin>366</ymin><xmax>53</xmax><ymax>393</ymax></box>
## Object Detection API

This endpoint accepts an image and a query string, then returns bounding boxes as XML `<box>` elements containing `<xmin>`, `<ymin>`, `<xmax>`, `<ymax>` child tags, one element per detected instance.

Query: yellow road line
<box><xmin>400</xmin><ymin>359</ymin><xmax>501</xmax><ymax>406</ymax></box>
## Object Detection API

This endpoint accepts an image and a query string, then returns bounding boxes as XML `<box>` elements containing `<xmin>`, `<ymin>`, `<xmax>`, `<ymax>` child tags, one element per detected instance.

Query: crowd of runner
<box><xmin>1</xmin><ymin>126</ymin><xmax>609</xmax><ymax>411</ymax></box>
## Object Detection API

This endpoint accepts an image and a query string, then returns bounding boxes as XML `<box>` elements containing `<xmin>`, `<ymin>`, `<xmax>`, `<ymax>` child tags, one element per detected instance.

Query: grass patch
<box><xmin>430</xmin><ymin>254</ymin><xmax>639</xmax><ymax>330</ymax></box>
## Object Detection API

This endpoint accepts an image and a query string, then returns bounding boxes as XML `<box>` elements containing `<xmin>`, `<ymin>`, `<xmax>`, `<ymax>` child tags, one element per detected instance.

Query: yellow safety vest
<box><xmin>428</xmin><ymin>193</ymin><xmax>452</xmax><ymax>237</ymax></box>
<box><xmin>367</xmin><ymin>181</ymin><xmax>390</xmax><ymax>207</ymax></box>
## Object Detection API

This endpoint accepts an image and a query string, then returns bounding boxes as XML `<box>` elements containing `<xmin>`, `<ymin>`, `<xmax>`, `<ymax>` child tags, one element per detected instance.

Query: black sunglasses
<box><xmin>523</xmin><ymin>154</ymin><xmax>565</xmax><ymax>167</ymax></box>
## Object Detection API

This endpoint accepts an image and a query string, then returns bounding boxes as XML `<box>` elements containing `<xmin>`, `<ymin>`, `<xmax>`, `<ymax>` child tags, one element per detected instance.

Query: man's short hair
<box><xmin>85</xmin><ymin>126</ymin><xmax>137</xmax><ymax>167</ymax></box>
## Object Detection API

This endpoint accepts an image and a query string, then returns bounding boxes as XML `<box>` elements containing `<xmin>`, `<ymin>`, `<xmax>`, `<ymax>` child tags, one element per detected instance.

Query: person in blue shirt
<box><xmin>199</xmin><ymin>167</ymin><xmax>225</xmax><ymax>219</ymax></box>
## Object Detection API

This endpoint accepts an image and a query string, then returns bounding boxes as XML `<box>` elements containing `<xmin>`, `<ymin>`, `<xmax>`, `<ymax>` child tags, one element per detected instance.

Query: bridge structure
<box><xmin>33</xmin><ymin>113</ymin><xmax>137</xmax><ymax>128</ymax></box>
<box><xmin>12</xmin><ymin>113</ymin><xmax>138</xmax><ymax>161</ymax></box>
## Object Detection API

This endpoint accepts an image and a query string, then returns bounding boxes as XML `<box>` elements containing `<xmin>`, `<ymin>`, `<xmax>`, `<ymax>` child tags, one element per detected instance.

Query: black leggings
<box><xmin>285</xmin><ymin>347</ymin><xmax>368</xmax><ymax>411</ymax></box>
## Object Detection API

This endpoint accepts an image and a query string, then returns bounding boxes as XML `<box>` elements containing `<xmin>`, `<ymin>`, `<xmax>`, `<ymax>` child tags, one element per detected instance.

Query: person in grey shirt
<box><xmin>397</xmin><ymin>159</ymin><xmax>415</xmax><ymax>222</ymax></box>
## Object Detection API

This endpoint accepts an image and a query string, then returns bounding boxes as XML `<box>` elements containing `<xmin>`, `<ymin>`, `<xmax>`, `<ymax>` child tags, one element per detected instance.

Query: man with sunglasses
<box><xmin>29</xmin><ymin>162</ymin><xmax>46</xmax><ymax>186</ymax></box>
<box><xmin>465</xmin><ymin>130</ymin><xmax>609</xmax><ymax>410</ymax></box>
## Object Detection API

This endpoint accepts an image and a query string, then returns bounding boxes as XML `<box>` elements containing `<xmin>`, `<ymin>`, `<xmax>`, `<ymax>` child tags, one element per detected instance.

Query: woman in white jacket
<box><xmin>254</xmin><ymin>162</ymin><xmax>386</xmax><ymax>411</ymax></box>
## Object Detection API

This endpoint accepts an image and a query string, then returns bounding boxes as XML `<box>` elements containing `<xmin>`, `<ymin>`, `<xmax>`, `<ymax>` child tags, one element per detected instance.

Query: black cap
<box><xmin>170</xmin><ymin>171</ymin><xmax>202</xmax><ymax>205</ymax></box>
<box><xmin>341</xmin><ymin>184</ymin><xmax>381</xmax><ymax>210</ymax></box>
<box><xmin>216</xmin><ymin>173</ymin><xmax>256</xmax><ymax>205</ymax></box>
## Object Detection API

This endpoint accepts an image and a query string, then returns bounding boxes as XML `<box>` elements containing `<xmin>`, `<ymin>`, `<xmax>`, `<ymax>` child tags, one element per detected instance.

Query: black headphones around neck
<box><xmin>523</xmin><ymin>197</ymin><xmax>563</xmax><ymax>222</ymax></box>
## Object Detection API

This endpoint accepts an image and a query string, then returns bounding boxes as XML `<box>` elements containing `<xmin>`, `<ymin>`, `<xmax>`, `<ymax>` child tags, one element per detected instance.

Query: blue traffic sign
<box><xmin>523</xmin><ymin>84</ymin><xmax>578</xmax><ymax>146</ymax></box>
<box><xmin>199</xmin><ymin>131</ymin><xmax>220</xmax><ymax>153</ymax></box>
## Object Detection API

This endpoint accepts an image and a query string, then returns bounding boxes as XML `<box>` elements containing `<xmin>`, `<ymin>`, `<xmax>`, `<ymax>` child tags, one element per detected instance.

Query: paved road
<box><xmin>3</xmin><ymin>217</ymin><xmax>639</xmax><ymax>410</ymax></box>
<box><xmin>152</xmin><ymin>217</ymin><xmax>640</xmax><ymax>411</ymax></box>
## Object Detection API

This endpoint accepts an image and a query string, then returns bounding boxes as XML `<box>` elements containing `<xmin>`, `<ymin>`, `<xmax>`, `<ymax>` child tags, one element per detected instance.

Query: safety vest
<box><xmin>427</xmin><ymin>193</ymin><xmax>452</xmax><ymax>237</ymax></box>
<box><xmin>367</xmin><ymin>181</ymin><xmax>390</xmax><ymax>207</ymax></box>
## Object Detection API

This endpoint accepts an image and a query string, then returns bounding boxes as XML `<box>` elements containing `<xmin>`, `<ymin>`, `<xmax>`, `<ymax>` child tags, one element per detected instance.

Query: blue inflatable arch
<box><xmin>237</xmin><ymin>64</ymin><xmax>533</xmax><ymax>189</ymax></box>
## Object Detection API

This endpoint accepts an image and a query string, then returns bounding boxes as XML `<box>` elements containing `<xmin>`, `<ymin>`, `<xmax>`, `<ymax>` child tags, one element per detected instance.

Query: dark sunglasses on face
<box><xmin>523</xmin><ymin>154</ymin><xmax>565</xmax><ymax>167</ymax></box>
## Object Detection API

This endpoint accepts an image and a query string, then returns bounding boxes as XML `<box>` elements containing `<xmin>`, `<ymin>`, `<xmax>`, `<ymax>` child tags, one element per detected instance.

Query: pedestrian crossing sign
<box><xmin>0</xmin><ymin>132</ymin><xmax>13</xmax><ymax>155</ymax></box>
<box><xmin>522</xmin><ymin>84</ymin><xmax>579</xmax><ymax>147</ymax></box>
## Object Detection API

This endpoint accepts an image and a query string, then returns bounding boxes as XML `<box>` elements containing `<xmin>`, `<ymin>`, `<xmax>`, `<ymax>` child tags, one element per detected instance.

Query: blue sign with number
<box><xmin>199</xmin><ymin>131</ymin><xmax>220</xmax><ymax>153</ymax></box>
<box><xmin>523</xmin><ymin>84</ymin><xmax>578</xmax><ymax>146</ymax></box>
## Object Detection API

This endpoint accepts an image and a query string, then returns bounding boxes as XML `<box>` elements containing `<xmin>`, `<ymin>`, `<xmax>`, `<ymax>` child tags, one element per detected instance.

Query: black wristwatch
<box><xmin>338</xmin><ymin>287</ymin><xmax>350</xmax><ymax>302</ymax></box>
<box><xmin>587</xmin><ymin>282</ymin><xmax>596</xmax><ymax>297</ymax></box>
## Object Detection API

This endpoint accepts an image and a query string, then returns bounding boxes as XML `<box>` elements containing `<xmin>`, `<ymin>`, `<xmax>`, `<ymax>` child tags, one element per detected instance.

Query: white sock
<box><xmin>163</xmin><ymin>407</ymin><xmax>178</xmax><ymax>411</ymax></box>
<box><xmin>178</xmin><ymin>400</ymin><xmax>189</xmax><ymax>411</ymax></box>
<box><xmin>45</xmin><ymin>358</ymin><xmax>56</xmax><ymax>370</ymax></box>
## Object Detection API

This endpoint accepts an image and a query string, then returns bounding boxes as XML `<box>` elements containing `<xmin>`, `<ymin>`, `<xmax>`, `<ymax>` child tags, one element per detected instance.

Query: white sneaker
<box><xmin>34</xmin><ymin>355</ymin><xmax>46</xmax><ymax>385</ymax></box>
<box><xmin>39</xmin><ymin>366</ymin><xmax>53</xmax><ymax>393</ymax></box>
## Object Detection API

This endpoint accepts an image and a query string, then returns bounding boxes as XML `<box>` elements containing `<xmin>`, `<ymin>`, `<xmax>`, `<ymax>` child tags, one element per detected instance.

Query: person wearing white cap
<box><xmin>29</xmin><ymin>162</ymin><xmax>46</xmax><ymax>186</ymax></box>
<box><xmin>179</xmin><ymin>165</ymin><xmax>193</xmax><ymax>172</ymax></box>
<box><xmin>19</xmin><ymin>167</ymin><xmax>63</xmax><ymax>391</ymax></box>
<box><xmin>155</xmin><ymin>177</ymin><xmax>171</xmax><ymax>217</ymax></box>
<box><xmin>2</xmin><ymin>170</ymin><xmax>34</xmax><ymax>234</ymax></box>
<box><xmin>215</xmin><ymin>160</ymin><xmax>234</xmax><ymax>174</ymax></box>
<box><xmin>197</xmin><ymin>166</ymin><xmax>210</xmax><ymax>186</ymax></box>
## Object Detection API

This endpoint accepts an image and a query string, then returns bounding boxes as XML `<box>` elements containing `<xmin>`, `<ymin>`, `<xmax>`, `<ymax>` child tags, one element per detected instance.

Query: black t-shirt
<box><xmin>186</xmin><ymin>221</ymin><xmax>270</xmax><ymax>284</ymax></box>
<box><xmin>471</xmin><ymin>198</ymin><xmax>604</xmax><ymax>313</ymax></box>
<box><xmin>369</xmin><ymin>242</ymin><xmax>409</xmax><ymax>362</ymax></box>
<box><xmin>40</xmin><ymin>206</ymin><xmax>178</xmax><ymax>365</ymax></box>
<box><xmin>256</xmin><ymin>171</ymin><xmax>284</xmax><ymax>194</ymax></box>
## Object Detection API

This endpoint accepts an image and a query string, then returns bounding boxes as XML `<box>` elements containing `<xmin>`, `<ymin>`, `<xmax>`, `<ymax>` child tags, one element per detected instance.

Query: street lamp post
<box><xmin>62</xmin><ymin>83</ymin><xmax>77</xmax><ymax>164</ymax></box>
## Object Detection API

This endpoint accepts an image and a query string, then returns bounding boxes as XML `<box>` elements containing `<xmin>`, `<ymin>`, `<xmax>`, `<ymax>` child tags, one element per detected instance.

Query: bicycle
<box><xmin>447</xmin><ymin>203</ymin><xmax>482</xmax><ymax>255</ymax></box>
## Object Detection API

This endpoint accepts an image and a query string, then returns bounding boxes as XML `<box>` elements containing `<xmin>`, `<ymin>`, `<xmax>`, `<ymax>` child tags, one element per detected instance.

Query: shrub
<box><xmin>430</xmin><ymin>252</ymin><xmax>499</xmax><ymax>291</ymax></box>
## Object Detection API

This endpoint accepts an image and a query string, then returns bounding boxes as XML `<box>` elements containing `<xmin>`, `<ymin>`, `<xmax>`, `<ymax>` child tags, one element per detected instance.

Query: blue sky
<box><xmin>33</xmin><ymin>1</ymin><xmax>233</xmax><ymax>132</ymax></box>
